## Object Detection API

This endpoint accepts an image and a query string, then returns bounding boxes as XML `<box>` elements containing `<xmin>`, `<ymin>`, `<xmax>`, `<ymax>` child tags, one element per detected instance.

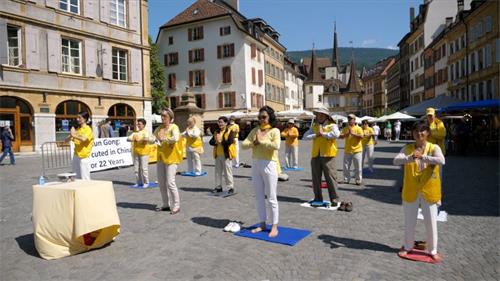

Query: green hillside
<box><xmin>287</xmin><ymin>47</ymin><xmax>398</xmax><ymax>71</ymax></box>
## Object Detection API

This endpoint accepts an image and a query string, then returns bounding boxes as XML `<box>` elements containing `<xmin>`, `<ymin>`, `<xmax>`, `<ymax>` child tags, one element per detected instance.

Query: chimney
<box><xmin>457</xmin><ymin>0</ymin><xmax>464</xmax><ymax>12</ymax></box>
<box><xmin>410</xmin><ymin>7</ymin><xmax>415</xmax><ymax>26</ymax></box>
<box><xmin>224</xmin><ymin>0</ymin><xmax>239</xmax><ymax>11</ymax></box>
<box><xmin>446</xmin><ymin>17</ymin><xmax>453</xmax><ymax>26</ymax></box>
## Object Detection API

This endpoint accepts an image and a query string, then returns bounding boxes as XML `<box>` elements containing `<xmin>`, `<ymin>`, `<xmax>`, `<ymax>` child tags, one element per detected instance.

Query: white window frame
<box><xmin>112</xmin><ymin>48</ymin><xmax>128</xmax><ymax>81</ymax></box>
<box><xmin>59</xmin><ymin>0</ymin><xmax>80</xmax><ymax>14</ymax></box>
<box><xmin>110</xmin><ymin>0</ymin><xmax>127</xmax><ymax>28</ymax></box>
<box><xmin>7</xmin><ymin>25</ymin><xmax>22</xmax><ymax>66</ymax></box>
<box><xmin>61</xmin><ymin>38</ymin><xmax>82</xmax><ymax>75</ymax></box>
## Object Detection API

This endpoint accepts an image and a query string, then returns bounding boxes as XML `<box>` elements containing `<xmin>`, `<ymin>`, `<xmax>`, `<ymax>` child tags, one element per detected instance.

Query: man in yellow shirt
<box><xmin>340</xmin><ymin>114</ymin><xmax>364</xmax><ymax>185</ymax></box>
<box><xmin>228</xmin><ymin>116</ymin><xmax>240</xmax><ymax>168</ymax></box>
<box><xmin>127</xmin><ymin>118</ymin><xmax>155</xmax><ymax>188</ymax></box>
<box><xmin>281</xmin><ymin>119</ymin><xmax>300</xmax><ymax>169</ymax></box>
<box><xmin>426</xmin><ymin>108</ymin><xmax>446</xmax><ymax>155</ymax></box>
<box><xmin>65</xmin><ymin>111</ymin><xmax>94</xmax><ymax>180</ymax></box>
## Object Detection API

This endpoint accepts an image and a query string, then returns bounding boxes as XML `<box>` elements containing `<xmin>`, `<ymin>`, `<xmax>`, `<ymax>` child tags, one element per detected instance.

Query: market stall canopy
<box><xmin>276</xmin><ymin>109</ymin><xmax>314</xmax><ymax>118</ymax></box>
<box><xmin>400</xmin><ymin>95</ymin><xmax>461</xmax><ymax>116</ymax></box>
<box><xmin>383</xmin><ymin>112</ymin><xmax>417</xmax><ymax>121</ymax></box>
<box><xmin>222</xmin><ymin>111</ymin><xmax>248</xmax><ymax>118</ymax></box>
<box><xmin>442</xmin><ymin>99</ymin><xmax>500</xmax><ymax>112</ymax></box>
<box><xmin>360</xmin><ymin>116</ymin><xmax>376</xmax><ymax>122</ymax></box>
<box><xmin>375</xmin><ymin>115</ymin><xmax>389</xmax><ymax>122</ymax></box>
<box><xmin>330</xmin><ymin>114</ymin><xmax>348</xmax><ymax>123</ymax></box>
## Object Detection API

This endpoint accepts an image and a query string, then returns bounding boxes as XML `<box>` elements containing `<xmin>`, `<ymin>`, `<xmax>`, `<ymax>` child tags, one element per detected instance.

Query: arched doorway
<box><xmin>0</xmin><ymin>96</ymin><xmax>33</xmax><ymax>152</ymax></box>
<box><xmin>107</xmin><ymin>103</ymin><xmax>136</xmax><ymax>136</ymax></box>
<box><xmin>55</xmin><ymin>100</ymin><xmax>91</xmax><ymax>141</ymax></box>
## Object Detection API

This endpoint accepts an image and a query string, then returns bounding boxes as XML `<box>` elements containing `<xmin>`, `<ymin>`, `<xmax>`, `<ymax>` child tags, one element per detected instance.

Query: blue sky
<box><xmin>149</xmin><ymin>0</ymin><xmax>422</xmax><ymax>51</ymax></box>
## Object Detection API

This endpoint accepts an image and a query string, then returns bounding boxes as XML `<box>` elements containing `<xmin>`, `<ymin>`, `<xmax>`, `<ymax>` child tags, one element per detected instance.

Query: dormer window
<box><xmin>193</xmin><ymin>9</ymin><xmax>199</xmax><ymax>15</ymax></box>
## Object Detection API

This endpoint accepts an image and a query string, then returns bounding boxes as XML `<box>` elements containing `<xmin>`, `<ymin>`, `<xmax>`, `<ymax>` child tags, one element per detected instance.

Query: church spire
<box><xmin>346</xmin><ymin>53</ymin><xmax>362</xmax><ymax>92</ymax></box>
<box><xmin>305</xmin><ymin>44</ymin><xmax>322</xmax><ymax>83</ymax></box>
<box><xmin>332</xmin><ymin>22</ymin><xmax>339</xmax><ymax>68</ymax></box>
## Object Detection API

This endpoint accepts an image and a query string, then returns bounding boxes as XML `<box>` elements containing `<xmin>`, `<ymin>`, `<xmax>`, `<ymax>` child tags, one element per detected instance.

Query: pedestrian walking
<box><xmin>242</xmin><ymin>106</ymin><xmax>281</xmax><ymax>238</ymax></box>
<box><xmin>154</xmin><ymin>108</ymin><xmax>182</xmax><ymax>215</ymax></box>
<box><xmin>209</xmin><ymin>116</ymin><xmax>235</xmax><ymax>194</ymax></box>
<box><xmin>127</xmin><ymin>118</ymin><xmax>155</xmax><ymax>187</ymax></box>
<box><xmin>99</xmin><ymin>119</ymin><xmax>114</xmax><ymax>138</ymax></box>
<box><xmin>340</xmin><ymin>114</ymin><xmax>364</xmax><ymax>185</ymax></box>
<box><xmin>372</xmin><ymin>123</ymin><xmax>380</xmax><ymax>144</ymax></box>
<box><xmin>182</xmin><ymin>117</ymin><xmax>204</xmax><ymax>175</ymax></box>
<box><xmin>65</xmin><ymin>111</ymin><xmax>93</xmax><ymax>180</ymax></box>
<box><xmin>281</xmin><ymin>119</ymin><xmax>299</xmax><ymax>169</ymax></box>
<box><xmin>394</xmin><ymin>122</ymin><xmax>445</xmax><ymax>263</ymax></box>
<box><xmin>0</xmin><ymin>125</ymin><xmax>15</xmax><ymax>165</ymax></box>
<box><xmin>361</xmin><ymin>120</ymin><xmax>375</xmax><ymax>173</ymax></box>
<box><xmin>384</xmin><ymin>121</ymin><xmax>392</xmax><ymax>141</ymax></box>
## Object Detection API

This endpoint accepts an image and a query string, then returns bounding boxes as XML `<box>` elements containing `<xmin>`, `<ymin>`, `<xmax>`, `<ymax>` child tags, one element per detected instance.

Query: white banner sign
<box><xmin>71</xmin><ymin>137</ymin><xmax>133</xmax><ymax>172</ymax></box>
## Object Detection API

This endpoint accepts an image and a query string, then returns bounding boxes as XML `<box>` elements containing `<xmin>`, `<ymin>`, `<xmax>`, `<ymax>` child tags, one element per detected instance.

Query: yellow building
<box><xmin>0</xmin><ymin>0</ymin><xmax>151</xmax><ymax>152</ymax></box>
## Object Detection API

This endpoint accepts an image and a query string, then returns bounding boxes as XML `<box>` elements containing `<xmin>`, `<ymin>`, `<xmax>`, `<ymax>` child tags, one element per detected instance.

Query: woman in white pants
<box><xmin>65</xmin><ymin>111</ymin><xmax>94</xmax><ymax>180</ymax></box>
<box><xmin>127</xmin><ymin>118</ymin><xmax>155</xmax><ymax>187</ymax></box>
<box><xmin>393</xmin><ymin>122</ymin><xmax>445</xmax><ymax>262</ymax></box>
<box><xmin>183</xmin><ymin>117</ymin><xmax>203</xmax><ymax>175</ymax></box>
<box><xmin>242</xmin><ymin>106</ymin><xmax>281</xmax><ymax>238</ymax></box>
<box><xmin>361</xmin><ymin>120</ymin><xmax>375</xmax><ymax>173</ymax></box>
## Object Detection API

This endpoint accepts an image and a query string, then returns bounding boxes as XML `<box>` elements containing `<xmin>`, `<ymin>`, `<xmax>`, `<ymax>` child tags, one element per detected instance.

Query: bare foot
<box><xmin>251</xmin><ymin>223</ymin><xmax>266</xmax><ymax>234</ymax></box>
<box><xmin>431</xmin><ymin>253</ymin><xmax>443</xmax><ymax>262</ymax></box>
<box><xmin>268</xmin><ymin>225</ymin><xmax>279</xmax><ymax>238</ymax></box>
<box><xmin>398</xmin><ymin>248</ymin><xmax>409</xmax><ymax>257</ymax></box>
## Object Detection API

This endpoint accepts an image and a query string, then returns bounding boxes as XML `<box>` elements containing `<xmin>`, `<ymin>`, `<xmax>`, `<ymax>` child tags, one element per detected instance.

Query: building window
<box><xmin>112</xmin><ymin>48</ymin><xmax>128</xmax><ymax>81</ymax></box>
<box><xmin>218</xmin><ymin>43</ymin><xmax>235</xmax><ymax>58</ymax></box>
<box><xmin>61</xmin><ymin>38</ymin><xmax>81</xmax><ymax>74</ymax></box>
<box><xmin>7</xmin><ymin>25</ymin><xmax>21</xmax><ymax>66</ymax></box>
<box><xmin>189</xmin><ymin>70</ymin><xmax>205</xmax><ymax>87</ymax></box>
<box><xmin>164</xmin><ymin>52</ymin><xmax>179</xmax><ymax>66</ymax></box>
<box><xmin>220</xmin><ymin>26</ymin><xmax>231</xmax><ymax>36</ymax></box>
<box><xmin>222</xmin><ymin>66</ymin><xmax>231</xmax><ymax>84</ymax></box>
<box><xmin>189</xmin><ymin>48</ymin><xmax>204</xmax><ymax>63</ymax></box>
<box><xmin>223</xmin><ymin>92</ymin><xmax>232</xmax><ymax>108</ymax></box>
<box><xmin>110</xmin><ymin>0</ymin><xmax>126</xmax><ymax>28</ymax></box>
<box><xmin>188</xmin><ymin>27</ymin><xmax>204</xmax><ymax>41</ymax></box>
<box><xmin>170</xmin><ymin>96</ymin><xmax>179</xmax><ymax>109</ymax></box>
<box><xmin>168</xmin><ymin>73</ymin><xmax>176</xmax><ymax>89</ymax></box>
<box><xmin>470</xmin><ymin>52</ymin><xmax>476</xmax><ymax>72</ymax></box>
<box><xmin>486</xmin><ymin>80</ymin><xmax>493</xmax><ymax>99</ymax></box>
<box><xmin>485</xmin><ymin>16</ymin><xmax>492</xmax><ymax>33</ymax></box>
<box><xmin>59</xmin><ymin>0</ymin><xmax>79</xmax><ymax>14</ymax></box>
<box><xmin>496</xmin><ymin>39</ymin><xmax>500</xmax><ymax>63</ymax></box>
<box><xmin>478</xmin><ymin>48</ymin><xmax>484</xmax><ymax>70</ymax></box>
<box><xmin>168</xmin><ymin>36</ymin><xmax>173</xmax><ymax>45</ymax></box>
<box><xmin>195</xmin><ymin>94</ymin><xmax>205</xmax><ymax>108</ymax></box>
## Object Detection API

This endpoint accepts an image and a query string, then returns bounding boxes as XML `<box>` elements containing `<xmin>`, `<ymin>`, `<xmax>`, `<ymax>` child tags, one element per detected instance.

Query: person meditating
<box><xmin>242</xmin><ymin>106</ymin><xmax>280</xmax><ymax>238</ymax></box>
<box><xmin>393</xmin><ymin>122</ymin><xmax>445</xmax><ymax>262</ymax></box>
<box><xmin>209</xmin><ymin>116</ymin><xmax>236</xmax><ymax>194</ymax></box>
<box><xmin>183</xmin><ymin>117</ymin><xmax>204</xmax><ymax>175</ymax></box>
<box><xmin>65</xmin><ymin>111</ymin><xmax>94</xmax><ymax>180</ymax></box>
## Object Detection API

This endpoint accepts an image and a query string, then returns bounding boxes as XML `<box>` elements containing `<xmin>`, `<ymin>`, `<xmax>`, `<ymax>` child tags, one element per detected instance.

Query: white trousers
<box><xmin>395</xmin><ymin>129</ymin><xmax>401</xmax><ymax>141</ymax></box>
<box><xmin>215</xmin><ymin>155</ymin><xmax>233</xmax><ymax>189</ymax></box>
<box><xmin>343</xmin><ymin>152</ymin><xmax>362</xmax><ymax>182</ymax></box>
<box><xmin>157</xmin><ymin>162</ymin><xmax>180</xmax><ymax>209</ymax></box>
<box><xmin>285</xmin><ymin>145</ymin><xmax>299</xmax><ymax>168</ymax></box>
<box><xmin>134</xmin><ymin>154</ymin><xmax>149</xmax><ymax>185</ymax></box>
<box><xmin>252</xmin><ymin>160</ymin><xmax>279</xmax><ymax>225</ymax></box>
<box><xmin>72</xmin><ymin>156</ymin><xmax>91</xmax><ymax>180</ymax></box>
<box><xmin>232</xmin><ymin>139</ymin><xmax>239</xmax><ymax>166</ymax></box>
<box><xmin>362</xmin><ymin>144</ymin><xmax>374</xmax><ymax>170</ymax></box>
<box><xmin>186</xmin><ymin>150</ymin><xmax>202</xmax><ymax>174</ymax></box>
<box><xmin>403</xmin><ymin>195</ymin><xmax>438</xmax><ymax>255</ymax></box>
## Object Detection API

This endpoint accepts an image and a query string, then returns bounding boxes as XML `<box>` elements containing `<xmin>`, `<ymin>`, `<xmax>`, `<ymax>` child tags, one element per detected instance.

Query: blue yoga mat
<box><xmin>129</xmin><ymin>182</ymin><xmax>158</xmax><ymax>189</ymax></box>
<box><xmin>180</xmin><ymin>171</ymin><xmax>208</xmax><ymax>177</ymax></box>
<box><xmin>282</xmin><ymin>167</ymin><xmax>304</xmax><ymax>171</ymax></box>
<box><xmin>234</xmin><ymin>224</ymin><xmax>311</xmax><ymax>246</ymax></box>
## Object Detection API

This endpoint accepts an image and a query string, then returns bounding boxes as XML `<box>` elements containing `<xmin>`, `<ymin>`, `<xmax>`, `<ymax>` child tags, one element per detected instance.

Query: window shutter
<box><xmin>164</xmin><ymin>54</ymin><xmax>168</xmax><ymax>66</ymax></box>
<box><xmin>199</xmin><ymin>27</ymin><xmax>204</xmax><ymax>39</ymax></box>
<box><xmin>201</xmin><ymin>94</ymin><xmax>206</xmax><ymax>108</ymax></box>
<box><xmin>188</xmin><ymin>28</ymin><xmax>192</xmax><ymax>41</ymax></box>
<box><xmin>46</xmin><ymin>31</ymin><xmax>61</xmax><ymax>72</ymax></box>
<box><xmin>102</xmin><ymin>42</ymin><xmax>112</xmax><ymax>79</ymax></box>
<box><xmin>84</xmin><ymin>38</ymin><xmax>97</xmax><ymax>77</ymax></box>
<box><xmin>176</xmin><ymin>96</ymin><xmax>181</xmax><ymax>108</ymax></box>
<box><xmin>189</xmin><ymin>71</ymin><xmax>193</xmax><ymax>87</ymax></box>
<box><xmin>217</xmin><ymin>45</ymin><xmax>222</xmax><ymax>59</ymax></box>
<box><xmin>251</xmin><ymin>43</ymin><xmax>256</xmax><ymax>58</ymax></box>
<box><xmin>201</xmin><ymin>70</ymin><xmax>205</xmax><ymax>86</ymax></box>
<box><xmin>230</xmin><ymin>44</ymin><xmax>235</xmax><ymax>57</ymax></box>
<box><xmin>220</xmin><ymin>27</ymin><xmax>223</xmax><ymax>36</ymax></box>
<box><xmin>129</xmin><ymin>0</ymin><xmax>139</xmax><ymax>31</ymax></box>
<box><xmin>258</xmin><ymin>49</ymin><xmax>261</xmax><ymax>62</ymax></box>
<box><xmin>252</xmin><ymin>68</ymin><xmax>256</xmax><ymax>85</ymax></box>
<box><xmin>218</xmin><ymin>92</ymin><xmax>223</xmax><ymax>108</ymax></box>
<box><xmin>258</xmin><ymin>70</ymin><xmax>263</xmax><ymax>86</ymax></box>
<box><xmin>131</xmin><ymin>48</ymin><xmax>141</xmax><ymax>83</ymax></box>
<box><xmin>200</xmin><ymin>48</ymin><xmax>204</xmax><ymax>61</ymax></box>
<box><xmin>25</xmin><ymin>25</ymin><xmax>40</xmax><ymax>70</ymax></box>
<box><xmin>188</xmin><ymin>50</ymin><xmax>193</xmax><ymax>63</ymax></box>
<box><xmin>230</xmin><ymin>92</ymin><xmax>236</xmax><ymax>107</ymax></box>
<box><xmin>227</xmin><ymin>67</ymin><xmax>231</xmax><ymax>83</ymax></box>
<box><xmin>0</xmin><ymin>19</ymin><xmax>8</xmax><ymax>64</ymax></box>
<box><xmin>172</xmin><ymin>73</ymin><xmax>176</xmax><ymax>89</ymax></box>
<box><xmin>99</xmin><ymin>0</ymin><xmax>109</xmax><ymax>23</ymax></box>
<box><xmin>83</xmin><ymin>0</ymin><xmax>97</xmax><ymax>19</ymax></box>
<box><xmin>45</xmin><ymin>0</ymin><xmax>57</xmax><ymax>8</ymax></box>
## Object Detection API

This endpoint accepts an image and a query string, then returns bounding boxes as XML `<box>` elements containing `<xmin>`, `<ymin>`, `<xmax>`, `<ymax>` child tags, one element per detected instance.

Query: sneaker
<box><xmin>229</xmin><ymin>222</ymin><xmax>241</xmax><ymax>233</ymax></box>
<box><xmin>227</xmin><ymin>188</ymin><xmax>234</xmax><ymax>195</ymax></box>
<box><xmin>224</xmin><ymin>222</ymin><xmax>234</xmax><ymax>232</ymax></box>
<box><xmin>212</xmin><ymin>187</ymin><xmax>223</xmax><ymax>193</ymax></box>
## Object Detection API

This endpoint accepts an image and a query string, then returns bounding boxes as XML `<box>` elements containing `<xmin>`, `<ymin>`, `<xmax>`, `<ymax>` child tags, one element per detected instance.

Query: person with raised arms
<box><xmin>209</xmin><ymin>116</ymin><xmax>236</xmax><ymax>195</ymax></box>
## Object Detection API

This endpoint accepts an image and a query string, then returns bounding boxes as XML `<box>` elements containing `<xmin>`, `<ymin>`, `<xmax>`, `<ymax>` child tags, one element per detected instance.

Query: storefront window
<box><xmin>55</xmin><ymin>101</ymin><xmax>91</xmax><ymax>141</ymax></box>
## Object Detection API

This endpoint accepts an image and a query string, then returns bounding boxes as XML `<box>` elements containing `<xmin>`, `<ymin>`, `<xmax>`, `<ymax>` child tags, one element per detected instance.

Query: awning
<box><xmin>442</xmin><ymin>99</ymin><xmax>500</xmax><ymax>111</ymax></box>
<box><xmin>400</xmin><ymin>95</ymin><xmax>461</xmax><ymax>116</ymax></box>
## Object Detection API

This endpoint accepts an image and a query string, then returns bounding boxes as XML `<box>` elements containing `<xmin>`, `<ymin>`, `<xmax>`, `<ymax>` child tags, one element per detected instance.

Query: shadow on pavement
<box><xmin>116</xmin><ymin>202</ymin><xmax>156</xmax><ymax>210</ymax></box>
<box><xmin>372</xmin><ymin>146</ymin><xmax>405</xmax><ymax>154</ymax></box>
<box><xmin>180</xmin><ymin>187</ymin><xmax>212</xmax><ymax>193</ymax></box>
<box><xmin>112</xmin><ymin>180</ymin><xmax>136</xmax><ymax>186</ymax></box>
<box><xmin>318</xmin><ymin>234</ymin><xmax>398</xmax><ymax>253</ymax></box>
<box><xmin>15</xmin><ymin>234</ymin><xmax>40</xmax><ymax>258</ymax></box>
<box><xmin>277</xmin><ymin>195</ymin><xmax>307</xmax><ymax>204</ymax></box>
<box><xmin>191</xmin><ymin>217</ymin><xmax>229</xmax><ymax>229</ymax></box>
<box><xmin>338</xmin><ymin>184</ymin><xmax>401</xmax><ymax>205</ymax></box>
<box><xmin>233</xmin><ymin>175</ymin><xmax>251</xmax><ymax>179</ymax></box>
<box><xmin>203</xmin><ymin>164</ymin><xmax>215</xmax><ymax>167</ymax></box>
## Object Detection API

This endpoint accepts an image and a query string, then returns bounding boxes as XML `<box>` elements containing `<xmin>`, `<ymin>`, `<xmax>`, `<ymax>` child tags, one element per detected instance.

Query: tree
<box><xmin>149</xmin><ymin>36</ymin><xmax>167</xmax><ymax>114</ymax></box>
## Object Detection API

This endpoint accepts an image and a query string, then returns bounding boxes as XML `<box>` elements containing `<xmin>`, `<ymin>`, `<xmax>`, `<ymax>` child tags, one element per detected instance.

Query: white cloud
<box><xmin>362</xmin><ymin>39</ymin><xmax>376</xmax><ymax>47</ymax></box>
<box><xmin>387</xmin><ymin>45</ymin><xmax>398</xmax><ymax>50</ymax></box>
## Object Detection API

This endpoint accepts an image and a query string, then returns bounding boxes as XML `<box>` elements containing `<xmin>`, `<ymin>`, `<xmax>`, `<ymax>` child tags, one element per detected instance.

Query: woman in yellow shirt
<box><xmin>361</xmin><ymin>120</ymin><xmax>375</xmax><ymax>173</ymax></box>
<box><xmin>65</xmin><ymin>111</ymin><xmax>94</xmax><ymax>180</ymax></box>
<box><xmin>153</xmin><ymin>108</ymin><xmax>182</xmax><ymax>214</ymax></box>
<box><xmin>393</xmin><ymin>122</ymin><xmax>445</xmax><ymax>262</ymax></box>
<box><xmin>281</xmin><ymin>119</ymin><xmax>300</xmax><ymax>169</ymax></box>
<box><xmin>182</xmin><ymin>117</ymin><xmax>204</xmax><ymax>175</ymax></box>
<box><xmin>209</xmin><ymin>116</ymin><xmax>235</xmax><ymax>194</ymax></box>
<box><xmin>242</xmin><ymin>106</ymin><xmax>281</xmax><ymax>238</ymax></box>
<box><xmin>127</xmin><ymin>118</ymin><xmax>155</xmax><ymax>187</ymax></box>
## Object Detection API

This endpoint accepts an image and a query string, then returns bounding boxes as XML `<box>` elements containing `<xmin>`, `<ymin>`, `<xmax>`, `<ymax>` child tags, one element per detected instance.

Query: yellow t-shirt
<box><xmin>362</xmin><ymin>127</ymin><xmax>375</xmax><ymax>146</ymax></box>
<box><xmin>281</xmin><ymin>127</ymin><xmax>299</xmax><ymax>146</ymax></box>
<box><xmin>342</xmin><ymin>125</ymin><xmax>363</xmax><ymax>154</ymax></box>
<box><xmin>428</xmin><ymin>118</ymin><xmax>446</xmax><ymax>155</ymax></box>
<box><xmin>153</xmin><ymin>124</ymin><xmax>182</xmax><ymax>165</ymax></box>
<box><xmin>129</xmin><ymin>129</ymin><xmax>152</xmax><ymax>156</ymax></box>
<box><xmin>73</xmin><ymin>124</ymin><xmax>94</xmax><ymax>158</ymax></box>
<box><xmin>228</xmin><ymin>124</ymin><xmax>240</xmax><ymax>139</ymax></box>
<box><xmin>215</xmin><ymin>131</ymin><xmax>225</xmax><ymax>157</ymax></box>
<box><xmin>241</xmin><ymin>126</ymin><xmax>280</xmax><ymax>162</ymax></box>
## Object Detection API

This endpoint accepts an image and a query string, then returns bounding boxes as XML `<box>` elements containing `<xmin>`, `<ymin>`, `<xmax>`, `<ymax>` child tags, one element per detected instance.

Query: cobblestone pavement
<box><xmin>1</xmin><ymin>140</ymin><xmax>498</xmax><ymax>281</ymax></box>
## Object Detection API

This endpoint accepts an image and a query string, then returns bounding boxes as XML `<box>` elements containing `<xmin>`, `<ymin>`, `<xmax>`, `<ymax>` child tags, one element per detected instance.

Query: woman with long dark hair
<box><xmin>65</xmin><ymin>111</ymin><xmax>94</xmax><ymax>180</ymax></box>
<box><xmin>209</xmin><ymin>116</ymin><xmax>235</xmax><ymax>194</ymax></box>
<box><xmin>242</xmin><ymin>106</ymin><xmax>281</xmax><ymax>237</ymax></box>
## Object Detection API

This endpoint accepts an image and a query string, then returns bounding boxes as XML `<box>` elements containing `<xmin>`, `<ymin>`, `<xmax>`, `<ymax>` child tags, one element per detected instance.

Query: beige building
<box><xmin>0</xmin><ymin>0</ymin><xmax>151</xmax><ymax>152</ymax></box>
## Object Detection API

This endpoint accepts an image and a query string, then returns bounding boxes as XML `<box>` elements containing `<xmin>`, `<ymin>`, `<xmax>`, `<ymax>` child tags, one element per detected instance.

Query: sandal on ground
<box><xmin>338</xmin><ymin>202</ymin><xmax>346</xmax><ymax>211</ymax></box>
<box><xmin>345</xmin><ymin>202</ymin><xmax>353</xmax><ymax>212</ymax></box>
<box><xmin>155</xmin><ymin>206</ymin><xmax>171</xmax><ymax>212</ymax></box>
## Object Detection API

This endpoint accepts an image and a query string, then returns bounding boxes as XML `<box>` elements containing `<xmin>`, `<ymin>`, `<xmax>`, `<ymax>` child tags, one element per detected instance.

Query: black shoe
<box><xmin>330</xmin><ymin>201</ymin><xmax>339</xmax><ymax>208</ymax></box>
<box><xmin>227</xmin><ymin>188</ymin><xmax>234</xmax><ymax>194</ymax></box>
<box><xmin>212</xmin><ymin>187</ymin><xmax>223</xmax><ymax>193</ymax></box>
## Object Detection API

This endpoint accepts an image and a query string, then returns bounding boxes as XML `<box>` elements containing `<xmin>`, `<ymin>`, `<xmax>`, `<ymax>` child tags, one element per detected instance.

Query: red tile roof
<box><xmin>161</xmin><ymin>0</ymin><xmax>231</xmax><ymax>28</ymax></box>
